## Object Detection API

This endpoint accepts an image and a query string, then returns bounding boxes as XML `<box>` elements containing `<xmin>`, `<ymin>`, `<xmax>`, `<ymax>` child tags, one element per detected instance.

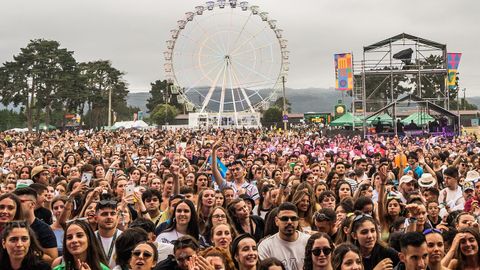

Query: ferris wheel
<box><xmin>163</xmin><ymin>0</ymin><xmax>289</xmax><ymax>126</ymax></box>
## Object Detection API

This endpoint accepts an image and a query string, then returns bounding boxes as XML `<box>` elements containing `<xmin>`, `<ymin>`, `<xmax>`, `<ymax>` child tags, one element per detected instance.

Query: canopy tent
<box><xmin>366</xmin><ymin>113</ymin><xmax>393</xmax><ymax>124</ymax></box>
<box><xmin>330</xmin><ymin>112</ymin><xmax>363</xmax><ymax>127</ymax></box>
<box><xmin>38</xmin><ymin>123</ymin><xmax>56</xmax><ymax>130</ymax></box>
<box><xmin>112</xmin><ymin>120</ymin><xmax>150</xmax><ymax>129</ymax></box>
<box><xmin>401</xmin><ymin>112</ymin><xmax>435</xmax><ymax>126</ymax></box>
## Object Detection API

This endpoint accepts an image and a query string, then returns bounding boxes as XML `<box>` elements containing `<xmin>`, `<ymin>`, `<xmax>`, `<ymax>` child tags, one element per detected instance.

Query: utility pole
<box><xmin>282</xmin><ymin>76</ymin><xmax>287</xmax><ymax>131</ymax></box>
<box><xmin>108</xmin><ymin>86</ymin><xmax>112</xmax><ymax>126</ymax></box>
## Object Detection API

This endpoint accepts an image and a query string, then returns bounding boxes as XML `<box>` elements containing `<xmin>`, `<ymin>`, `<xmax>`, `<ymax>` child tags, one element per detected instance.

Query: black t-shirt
<box><xmin>30</xmin><ymin>218</ymin><xmax>58</xmax><ymax>249</ymax></box>
<box><xmin>362</xmin><ymin>243</ymin><xmax>399</xmax><ymax>270</ymax></box>
<box><xmin>34</xmin><ymin>207</ymin><xmax>53</xmax><ymax>225</ymax></box>
<box><xmin>4</xmin><ymin>260</ymin><xmax>51</xmax><ymax>270</ymax></box>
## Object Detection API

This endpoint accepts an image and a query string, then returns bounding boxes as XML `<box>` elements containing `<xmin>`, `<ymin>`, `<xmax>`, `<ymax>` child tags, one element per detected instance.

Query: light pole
<box><xmin>282</xmin><ymin>76</ymin><xmax>287</xmax><ymax>131</ymax></box>
<box><xmin>108</xmin><ymin>86</ymin><xmax>112</xmax><ymax>126</ymax></box>
<box><xmin>463</xmin><ymin>88</ymin><xmax>466</xmax><ymax>110</ymax></box>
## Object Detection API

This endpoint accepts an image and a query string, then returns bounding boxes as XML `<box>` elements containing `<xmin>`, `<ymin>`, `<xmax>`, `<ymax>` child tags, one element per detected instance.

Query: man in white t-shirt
<box><xmin>95</xmin><ymin>199</ymin><xmax>123</xmax><ymax>269</ymax></box>
<box><xmin>438</xmin><ymin>166</ymin><xmax>464</xmax><ymax>218</ymax></box>
<box><xmin>258</xmin><ymin>202</ymin><xmax>310</xmax><ymax>270</ymax></box>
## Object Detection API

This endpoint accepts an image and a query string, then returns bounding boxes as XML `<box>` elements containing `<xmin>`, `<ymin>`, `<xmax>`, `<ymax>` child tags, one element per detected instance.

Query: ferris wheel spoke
<box><xmin>230</xmin><ymin>25</ymin><xmax>269</xmax><ymax>56</ymax></box>
<box><xmin>174</xmin><ymin>56</ymin><xmax>223</xmax><ymax>74</ymax></box>
<box><xmin>200</xmin><ymin>61</ymin><xmax>227</xmax><ymax>113</ymax></box>
<box><xmin>182</xmin><ymin>59</ymin><xmax>225</xmax><ymax>95</ymax></box>
<box><xmin>227</xmin><ymin>62</ymin><xmax>238</xmax><ymax>121</ymax></box>
<box><xmin>227</xmin><ymin>12</ymin><xmax>253</xmax><ymax>55</ymax></box>
<box><xmin>174</xmin><ymin>50</ymin><xmax>222</xmax><ymax>59</ymax></box>
<box><xmin>179</xmin><ymin>33</ymin><xmax>224</xmax><ymax>57</ymax></box>
<box><xmin>219</xmin><ymin>60</ymin><xmax>228</xmax><ymax>113</ymax></box>
<box><xmin>192</xmin><ymin>17</ymin><xmax>225</xmax><ymax>54</ymax></box>
<box><xmin>231</xmin><ymin>40</ymin><xmax>277</xmax><ymax>58</ymax></box>
<box><xmin>229</xmin><ymin>65</ymin><xmax>256</xmax><ymax>112</ymax></box>
<box><xmin>231</xmin><ymin>60</ymin><xmax>273</xmax><ymax>83</ymax></box>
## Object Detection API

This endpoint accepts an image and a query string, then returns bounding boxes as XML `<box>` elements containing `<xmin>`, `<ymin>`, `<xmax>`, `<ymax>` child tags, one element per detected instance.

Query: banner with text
<box><xmin>447</xmin><ymin>53</ymin><xmax>462</xmax><ymax>90</ymax></box>
<box><xmin>335</xmin><ymin>53</ymin><xmax>353</xmax><ymax>91</ymax></box>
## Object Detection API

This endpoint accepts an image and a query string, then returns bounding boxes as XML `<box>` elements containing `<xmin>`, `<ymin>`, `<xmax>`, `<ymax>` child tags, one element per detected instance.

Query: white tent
<box><xmin>112</xmin><ymin>120</ymin><xmax>150</xmax><ymax>129</ymax></box>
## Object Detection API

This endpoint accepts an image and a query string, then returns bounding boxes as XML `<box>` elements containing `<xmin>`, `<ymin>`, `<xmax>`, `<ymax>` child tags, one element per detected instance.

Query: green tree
<box><xmin>79</xmin><ymin>60</ymin><xmax>129</xmax><ymax>128</ymax></box>
<box><xmin>146</xmin><ymin>80</ymin><xmax>169</xmax><ymax>113</ymax></box>
<box><xmin>261</xmin><ymin>106</ymin><xmax>283</xmax><ymax>127</ymax></box>
<box><xmin>273</xmin><ymin>97</ymin><xmax>292</xmax><ymax>113</ymax></box>
<box><xmin>0</xmin><ymin>109</ymin><xmax>26</xmax><ymax>131</ymax></box>
<box><xmin>0</xmin><ymin>39</ymin><xmax>80</xmax><ymax>130</ymax></box>
<box><xmin>151</xmin><ymin>104</ymin><xmax>178</xmax><ymax>126</ymax></box>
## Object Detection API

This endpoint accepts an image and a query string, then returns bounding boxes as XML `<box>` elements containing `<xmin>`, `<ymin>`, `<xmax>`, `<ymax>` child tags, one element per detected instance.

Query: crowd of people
<box><xmin>0</xmin><ymin>127</ymin><xmax>480</xmax><ymax>270</ymax></box>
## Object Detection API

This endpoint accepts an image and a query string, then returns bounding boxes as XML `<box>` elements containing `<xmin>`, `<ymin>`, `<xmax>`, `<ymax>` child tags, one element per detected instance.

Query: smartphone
<box><xmin>125</xmin><ymin>184</ymin><xmax>135</xmax><ymax>197</ymax></box>
<box><xmin>81</xmin><ymin>172</ymin><xmax>93</xmax><ymax>187</ymax></box>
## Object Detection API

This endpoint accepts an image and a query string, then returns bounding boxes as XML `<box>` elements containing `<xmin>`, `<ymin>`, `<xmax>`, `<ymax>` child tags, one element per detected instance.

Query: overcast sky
<box><xmin>1</xmin><ymin>0</ymin><xmax>479</xmax><ymax>96</ymax></box>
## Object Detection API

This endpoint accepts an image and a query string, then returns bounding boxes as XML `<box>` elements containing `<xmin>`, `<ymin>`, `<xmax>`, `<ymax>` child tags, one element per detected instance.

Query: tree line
<box><xmin>0</xmin><ymin>39</ymin><xmax>138</xmax><ymax>131</ymax></box>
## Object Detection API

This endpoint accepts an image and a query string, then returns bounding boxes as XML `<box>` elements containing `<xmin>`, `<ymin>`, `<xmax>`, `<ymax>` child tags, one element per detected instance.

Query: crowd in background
<box><xmin>1</xmin><ymin>128</ymin><xmax>480</xmax><ymax>270</ymax></box>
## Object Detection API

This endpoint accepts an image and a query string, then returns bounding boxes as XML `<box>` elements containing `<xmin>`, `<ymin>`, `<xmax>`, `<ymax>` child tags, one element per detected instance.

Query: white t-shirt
<box><xmin>438</xmin><ymin>186</ymin><xmax>465</xmax><ymax>217</ymax></box>
<box><xmin>96</xmin><ymin>229</ymin><xmax>123</xmax><ymax>269</ymax></box>
<box><xmin>258</xmin><ymin>232</ymin><xmax>310</xmax><ymax>270</ymax></box>
<box><xmin>156</xmin><ymin>229</ymin><xmax>184</xmax><ymax>244</ymax></box>
<box><xmin>154</xmin><ymin>241</ymin><xmax>174</xmax><ymax>262</ymax></box>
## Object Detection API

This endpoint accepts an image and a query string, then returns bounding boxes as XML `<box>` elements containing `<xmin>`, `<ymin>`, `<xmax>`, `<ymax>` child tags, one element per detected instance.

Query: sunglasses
<box><xmin>66</xmin><ymin>217</ymin><xmax>88</xmax><ymax>224</ymax></box>
<box><xmin>423</xmin><ymin>228</ymin><xmax>442</xmax><ymax>235</ymax></box>
<box><xmin>353</xmin><ymin>213</ymin><xmax>372</xmax><ymax>223</ymax></box>
<box><xmin>278</xmin><ymin>215</ymin><xmax>299</xmax><ymax>222</ymax></box>
<box><xmin>311</xmin><ymin>247</ymin><xmax>332</xmax><ymax>256</ymax></box>
<box><xmin>132</xmin><ymin>250</ymin><xmax>153</xmax><ymax>259</ymax></box>
<box><xmin>314</xmin><ymin>213</ymin><xmax>331</xmax><ymax>222</ymax></box>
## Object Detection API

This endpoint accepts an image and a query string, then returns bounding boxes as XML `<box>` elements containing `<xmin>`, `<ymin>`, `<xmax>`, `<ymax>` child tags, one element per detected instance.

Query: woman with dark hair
<box><xmin>260</xmin><ymin>258</ymin><xmax>285</xmax><ymax>270</ymax></box>
<box><xmin>114</xmin><ymin>228</ymin><xmax>149</xmax><ymax>270</ymax></box>
<box><xmin>332</xmin><ymin>243</ymin><xmax>363</xmax><ymax>270</ymax></box>
<box><xmin>51</xmin><ymin>196</ymin><xmax>68</xmax><ymax>256</ymax></box>
<box><xmin>227</xmin><ymin>198</ymin><xmax>264</xmax><ymax>242</ymax></box>
<box><xmin>0</xmin><ymin>220</ymin><xmax>49</xmax><ymax>270</ymax></box>
<box><xmin>326</xmin><ymin>172</ymin><xmax>340</xmax><ymax>191</ymax></box>
<box><xmin>94</xmin><ymin>164</ymin><xmax>106</xmax><ymax>179</ymax></box>
<box><xmin>230</xmin><ymin>234</ymin><xmax>259</xmax><ymax>270</ymax></box>
<box><xmin>156</xmin><ymin>199</ymin><xmax>199</xmax><ymax>243</ymax></box>
<box><xmin>347</xmin><ymin>212</ymin><xmax>399</xmax><ymax>270</ymax></box>
<box><xmin>335</xmin><ymin>180</ymin><xmax>353</xmax><ymax>203</ymax></box>
<box><xmin>253</xmin><ymin>184</ymin><xmax>276</xmax><ymax>219</ymax></box>
<box><xmin>129</xmin><ymin>241</ymin><xmax>158</xmax><ymax>270</ymax></box>
<box><xmin>200</xmin><ymin>206</ymin><xmax>233</xmax><ymax>248</ymax></box>
<box><xmin>0</xmin><ymin>193</ymin><xmax>23</xmax><ymax>235</ymax></box>
<box><xmin>52</xmin><ymin>219</ymin><xmax>109</xmax><ymax>270</ymax></box>
<box><xmin>304</xmin><ymin>232</ymin><xmax>334</xmax><ymax>270</ymax></box>
<box><xmin>442</xmin><ymin>227</ymin><xmax>480</xmax><ymax>270</ymax></box>
<box><xmin>18</xmin><ymin>165</ymin><xmax>32</xmax><ymax>180</ymax></box>
<box><xmin>263</xmin><ymin>207</ymin><xmax>279</xmax><ymax>238</ymax></box>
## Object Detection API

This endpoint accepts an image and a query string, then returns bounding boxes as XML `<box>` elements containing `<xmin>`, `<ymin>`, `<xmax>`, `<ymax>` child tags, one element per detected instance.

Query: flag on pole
<box><xmin>335</xmin><ymin>53</ymin><xmax>353</xmax><ymax>91</ymax></box>
<box><xmin>207</xmin><ymin>156</ymin><xmax>228</xmax><ymax>181</ymax></box>
<box><xmin>447</xmin><ymin>53</ymin><xmax>462</xmax><ymax>90</ymax></box>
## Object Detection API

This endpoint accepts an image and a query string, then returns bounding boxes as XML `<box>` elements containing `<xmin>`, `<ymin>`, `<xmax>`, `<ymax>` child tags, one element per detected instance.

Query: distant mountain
<box><xmin>126</xmin><ymin>88</ymin><xmax>353</xmax><ymax>114</ymax></box>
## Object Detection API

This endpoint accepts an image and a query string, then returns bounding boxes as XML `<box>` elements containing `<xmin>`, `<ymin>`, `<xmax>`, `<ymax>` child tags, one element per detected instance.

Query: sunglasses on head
<box><xmin>353</xmin><ymin>213</ymin><xmax>372</xmax><ymax>223</ymax></box>
<box><xmin>311</xmin><ymin>247</ymin><xmax>332</xmax><ymax>256</ymax></box>
<box><xmin>314</xmin><ymin>213</ymin><xmax>331</xmax><ymax>222</ymax></box>
<box><xmin>422</xmin><ymin>228</ymin><xmax>442</xmax><ymax>235</ymax></box>
<box><xmin>132</xmin><ymin>250</ymin><xmax>153</xmax><ymax>259</ymax></box>
<box><xmin>98</xmin><ymin>199</ymin><xmax>118</xmax><ymax>207</ymax></box>
<box><xmin>278</xmin><ymin>215</ymin><xmax>299</xmax><ymax>222</ymax></box>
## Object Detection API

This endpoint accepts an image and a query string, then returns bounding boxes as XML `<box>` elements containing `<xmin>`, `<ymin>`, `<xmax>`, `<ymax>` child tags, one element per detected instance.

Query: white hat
<box><xmin>465</xmin><ymin>170</ymin><xmax>480</xmax><ymax>182</ymax></box>
<box><xmin>399</xmin><ymin>175</ymin><xmax>415</xmax><ymax>186</ymax></box>
<box><xmin>418</xmin><ymin>173</ymin><xmax>436</xmax><ymax>188</ymax></box>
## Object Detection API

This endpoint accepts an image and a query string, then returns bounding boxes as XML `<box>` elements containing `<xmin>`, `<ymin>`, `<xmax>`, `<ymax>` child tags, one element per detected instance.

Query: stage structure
<box><xmin>163</xmin><ymin>0</ymin><xmax>289</xmax><ymax>128</ymax></box>
<box><xmin>351</xmin><ymin>33</ymin><xmax>459</xmax><ymax>136</ymax></box>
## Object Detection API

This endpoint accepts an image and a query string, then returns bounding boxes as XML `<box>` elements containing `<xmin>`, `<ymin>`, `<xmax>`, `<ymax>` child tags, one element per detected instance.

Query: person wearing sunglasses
<box><xmin>52</xmin><ymin>219</ymin><xmax>109</xmax><ymax>270</ymax></box>
<box><xmin>258</xmin><ymin>202</ymin><xmax>310</xmax><ymax>270</ymax></box>
<box><xmin>130</xmin><ymin>242</ymin><xmax>158</xmax><ymax>270</ymax></box>
<box><xmin>347</xmin><ymin>212</ymin><xmax>399</xmax><ymax>270</ymax></box>
<box><xmin>0</xmin><ymin>220</ymin><xmax>50</xmax><ymax>270</ymax></box>
<box><xmin>303</xmin><ymin>232</ymin><xmax>334</xmax><ymax>270</ymax></box>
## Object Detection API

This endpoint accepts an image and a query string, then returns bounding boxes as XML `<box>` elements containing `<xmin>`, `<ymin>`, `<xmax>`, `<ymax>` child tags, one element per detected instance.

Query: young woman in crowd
<box><xmin>200</xmin><ymin>206</ymin><xmax>232</xmax><ymax>248</ymax></box>
<box><xmin>292</xmin><ymin>190</ymin><xmax>314</xmax><ymax>231</ymax></box>
<box><xmin>332</xmin><ymin>243</ymin><xmax>363</xmax><ymax>270</ymax></box>
<box><xmin>129</xmin><ymin>241</ymin><xmax>158</xmax><ymax>270</ymax></box>
<box><xmin>335</xmin><ymin>180</ymin><xmax>353</xmax><ymax>203</ymax></box>
<box><xmin>156</xmin><ymin>199</ymin><xmax>199</xmax><ymax>243</ymax></box>
<box><xmin>52</xmin><ymin>219</ymin><xmax>109</xmax><ymax>270</ymax></box>
<box><xmin>50</xmin><ymin>196</ymin><xmax>68</xmax><ymax>256</ymax></box>
<box><xmin>227</xmin><ymin>198</ymin><xmax>264</xmax><ymax>242</ymax></box>
<box><xmin>197</xmin><ymin>188</ymin><xmax>216</xmax><ymax>233</ymax></box>
<box><xmin>211</xmin><ymin>223</ymin><xmax>235</xmax><ymax>250</ymax></box>
<box><xmin>200</xmin><ymin>247</ymin><xmax>236</xmax><ymax>270</ymax></box>
<box><xmin>442</xmin><ymin>227</ymin><xmax>480</xmax><ymax>270</ymax></box>
<box><xmin>0</xmin><ymin>193</ymin><xmax>23</xmax><ymax>234</ymax></box>
<box><xmin>0</xmin><ymin>220</ymin><xmax>50</xmax><ymax>270</ymax></box>
<box><xmin>304</xmin><ymin>232</ymin><xmax>334</xmax><ymax>270</ymax></box>
<box><xmin>423</xmin><ymin>229</ymin><xmax>448</xmax><ymax>270</ymax></box>
<box><xmin>347</xmin><ymin>212</ymin><xmax>399</xmax><ymax>270</ymax></box>
<box><xmin>231</xmin><ymin>234</ymin><xmax>259</xmax><ymax>270</ymax></box>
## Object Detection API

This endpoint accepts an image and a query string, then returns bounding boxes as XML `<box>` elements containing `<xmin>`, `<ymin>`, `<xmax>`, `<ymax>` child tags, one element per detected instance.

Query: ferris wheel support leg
<box><xmin>230</xmin><ymin>66</ymin><xmax>256</xmax><ymax>113</ymax></box>
<box><xmin>227</xmin><ymin>63</ymin><xmax>239</xmax><ymax>127</ymax></box>
<box><xmin>200</xmin><ymin>62</ymin><xmax>226</xmax><ymax>113</ymax></box>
